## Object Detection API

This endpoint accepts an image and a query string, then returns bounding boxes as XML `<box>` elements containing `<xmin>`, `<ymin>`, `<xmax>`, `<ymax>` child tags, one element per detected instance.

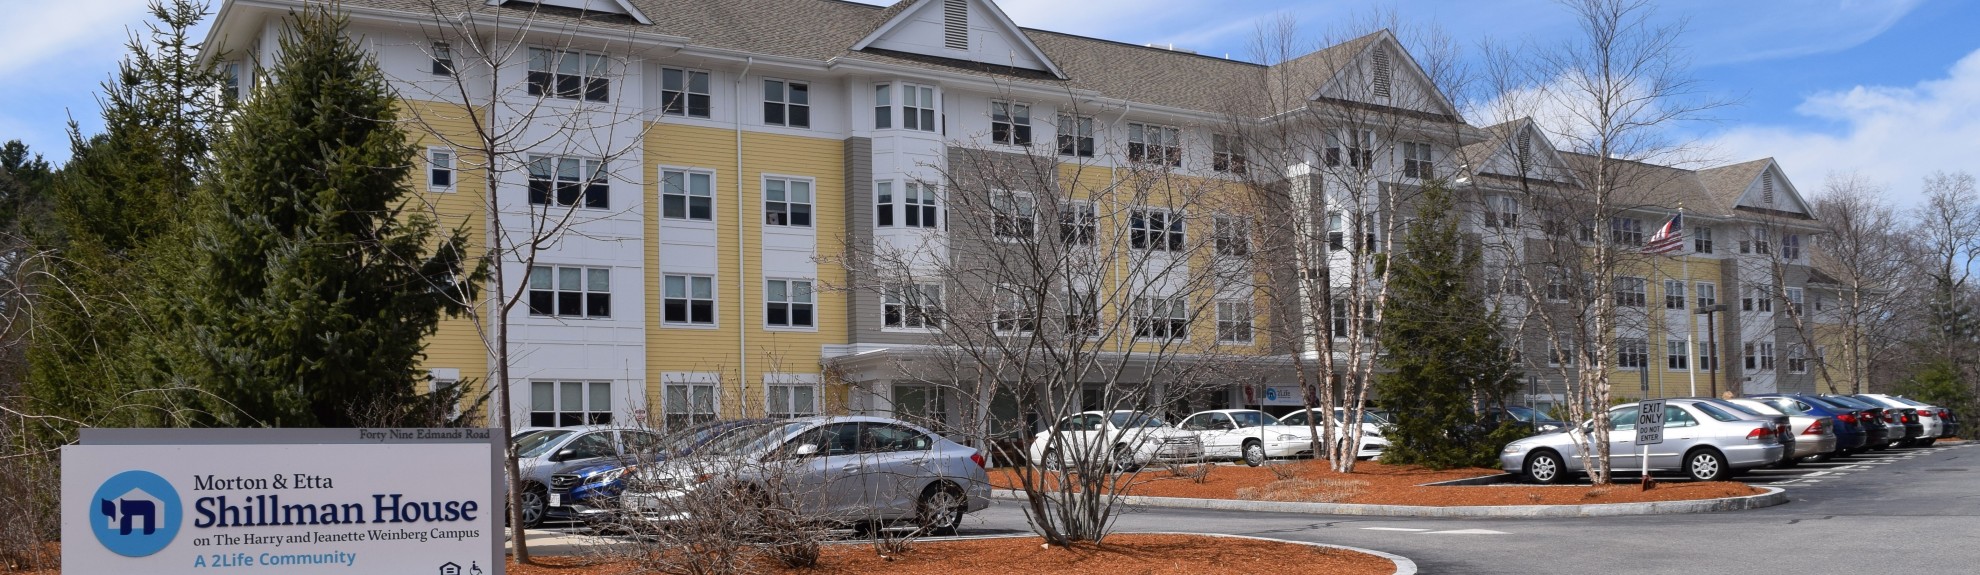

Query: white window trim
<box><xmin>660</xmin><ymin>372</ymin><xmax>722</xmax><ymax>431</ymax></box>
<box><xmin>763</xmin><ymin>373</ymin><xmax>822</xmax><ymax>418</ymax></box>
<box><xmin>527</xmin><ymin>265</ymin><xmax>612</xmax><ymax>319</ymax></box>
<box><xmin>528</xmin><ymin>47</ymin><xmax>614</xmax><ymax>103</ymax></box>
<box><xmin>991</xmin><ymin>189</ymin><xmax>1037</xmax><ymax>242</ymax></box>
<box><xmin>761</xmin><ymin>173</ymin><xmax>817</xmax><ymax>230</ymax></box>
<box><xmin>658</xmin><ymin>165</ymin><xmax>719</xmax><ymax>225</ymax></box>
<box><xmin>1130</xmin><ymin>206</ymin><xmax>1185</xmax><ymax>252</ymax></box>
<box><xmin>993</xmin><ymin>284</ymin><xmax>1037</xmax><ymax>336</ymax></box>
<box><xmin>659</xmin><ymin>66</ymin><xmax>713</xmax><ymax>118</ymax></box>
<box><xmin>764</xmin><ymin>277</ymin><xmax>819</xmax><ymax>332</ymax></box>
<box><xmin>990</xmin><ymin>99</ymin><xmax>1033</xmax><ymax>147</ymax></box>
<box><xmin>426</xmin><ymin>146</ymin><xmax>456</xmax><ymax>192</ymax></box>
<box><xmin>761</xmin><ymin>77</ymin><xmax>810</xmax><ymax>129</ymax></box>
<box><xmin>1215</xmin><ymin>300</ymin><xmax>1254</xmax><ymax>344</ymax></box>
<box><xmin>529</xmin><ymin>379</ymin><xmax>617</xmax><ymax>427</ymax></box>
<box><xmin>881</xmin><ymin>282</ymin><xmax>944</xmax><ymax>333</ymax></box>
<box><xmin>1133</xmin><ymin>295</ymin><xmax>1192</xmax><ymax>343</ymax></box>
<box><xmin>660</xmin><ymin>273</ymin><xmax>720</xmax><ymax>329</ymax></box>
<box><xmin>526</xmin><ymin>155</ymin><xmax>611</xmax><ymax>210</ymax></box>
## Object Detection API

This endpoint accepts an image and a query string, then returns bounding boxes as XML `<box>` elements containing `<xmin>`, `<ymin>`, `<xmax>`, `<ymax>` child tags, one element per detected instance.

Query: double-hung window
<box><xmin>874</xmin><ymin>84</ymin><xmax>893</xmax><ymax>129</ymax></box>
<box><xmin>1345</xmin><ymin>130</ymin><xmax>1374</xmax><ymax>168</ymax></box>
<box><xmin>1402</xmin><ymin>142</ymin><xmax>1434</xmax><ymax>178</ymax></box>
<box><xmin>1785</xmin><ymin>287</ymin><xmax>1804</xmax><ymax>315</ymax></box>
<box><xmin>1667</xmin><ymin>339</ymin><xmax>1690</xmax><ymax>370</ymax></box>
<box><xmin>1544</xmin><ymin>268</ymin><xmax>1573</xmax><ymax>302</ymax></box>
<box><xmin>1617</xmin><ymin>338</ymin><xmax>1648</xmax><ymax>370</ymax></box>
<box><xmin>428</xmin><ymin>148</ymin><xmax>454</xmax><ymax>190</ymax></box>
<box><xmin>662</xmin><ymin>274</ymin><xmax>716</xmax><ymax>326</ymax></box>
<box><xmin>992</xmin><ymin>191</ymin><xmax>1035</xmax><ymax>240</ymax></box>
<box><xmin>1214</xmin><ymin>216</ymin><xmax>1249</xmax><ymax>256</ymax></box>
<box><xmin>903</xmin><ymin>181</ymin><xmax>938</xmax><ymax>229</ymax></box>
<box><xmin>1548</xmin><ymin>339</ymin><xmax>1576</xmax><ymax>366</ymax></box>
<box><xmin>661</xmin><ymin>169</ymin><xmax>713</xmax><ymax>221</ymax></box>
<box><xmin>764</xmin><ymin>177</ymin><xmax>813</xmax><ymax>227</ymax></box>
<box><xmin>528</xmin><ymin>48</ymin><xmax>609</xmax><ymax>102</ymax></box>
<box><xmin>1056</xmin><ymin>114</ymin><xmax>1094</xmax><ymax>157</ymax></box>
<box><xmin>1696</xmin><ymin>282</ymin><xmax>1717</xmax><ymax>308</ymax></box>
<box><xmin>1060</xmin><ymin>201</ymin><xmax>1095</xmax><ymax>246</ymax></box>
<box><xmin>1327</xmin><ymin>212</ymin><xmax>1345</xmax><ymax>250</ymax></box>
<box><xmin>1485</xmin><ymin>195</ymin><xmax>1519</xmax><ymax>228</ymax></box>
<box><xmin>1782</xmin><ymin>234</ymin><xmax>1802</xmax><ymax>260</ymax></box>
<box><xmin>883</xmin><ymin>283</ymin><xmax>943</xmax><ymax>329</ymax></box>
<box><xmin>1743</xmin><ymin>285</ymin><xmax>1773</xmax><ymax>313</ymax></box>
<box><xmin>430</xmin><ymin>41</ymin><xmax>454</xmax><ymax>76</ymax></box>
<box><xmin>1216</xmin><ymin>300</ymin><xmax>1253</xmax><ymax>343</ymax></box>
<box><xmin>662</xmin><ymin>381</ymin><xmax>717</xmax><ymax>430</ymax></box>
<box><xmin>901</xmin><ymin>84</ymin><xmax>937</xmax><ymax>132</ymax></box>
<box><xmin>1128</xmin><ymin>123</ymin><xmax>1181</xmax><ymax>166</ymax></box>
<box><xmin>661</xmin><ymin>67</ymin><xmax>711</xmax><ymax>118</ymax></box>
<box><xmin>1064</xmin><ymin>289</ymin><xmax>1099</xmax><ymax>337</ymax></box>
<box><xmin>1212</xmin><ymin>134</ymin><xmax>1246</xmax><ymax>173</ymax></box>
<box><xmin>1787</xmin><ymin>345</ymin><xmax>1808</xmax><ymax>374</ymax></box>
<box><xmin>763</xmin><ymin>79</ymin><xmax>810</xmax><ymax>128</ymax></box>
<box><xmin>1134</xmin><ymin>296</ymin><xmax>1189</xmax><ymax>340</ymax></box>
<box><xmin>527</xmin><ymin>156</ymin><xmax>608</xmax><ymax>209</ymax></box>
<box><xmin>1609</xmin><ymin>217</ymin><xmax>1643</xmax><ymax>246</ymax></box>
<box><xmin>1664</xmin><ymin>279</ymin><xmax>1687</xmax><ymax>310</ymax></box>
<box><xmin>1745</xmin><ymin>341</ymin><xmax>1776</xmax><ymax>371</ymax></box>
<box><xmin>1693</xmin><ymin>226</ymin><xmax>1714</xmax><ymax>253</ymax></box>
<box><xmin>766</xmin><ymin>382</ymin><xmax>818</xmax><ymax>419</ymax></box>
<box><xmin>531</xmin><ymin>381</ymin><xmax>613</xmax><ymax>427</ymax></box>
<box><xmin>994</xmin><ymin>286</ymin><xmax>1035</xmax><ymax>335</ymax></box>
<box><xmin>1740</xmin><ymin>226</ymin><xmax>1771</xmax><ymax>255</ymax></box>
<box><xmin>1614</xmin><ymin>276</ymin><xmax>1646</xmax><ymax>308</ymax></box>
<box><xmin>1131</xmin><ymin>208</ymin><xmax>1184</xmax><ymax>251</ymax></box>
<box><xmin>766</xmin><ymin>279</ymin><xmax>815</xmax><ymax>328</ymax></box>
<box><xmin>991</xmin><ymin>101</ymin><xmax>1031</xmax><ymax>146</ymax></box>
<box><xmin>1698</xmin><ymin>342</ymin><xmax>1719</xmax><ymax>371</ymax></box>
<box><xmin>874</xmin><ymin>182</ymin><xmax>894</xmax><ymax>227</ymax></box>
<box><xmin>528</xmin><ymin>266</ymin><xmax>611</xmax><ymax>318</ymax></box>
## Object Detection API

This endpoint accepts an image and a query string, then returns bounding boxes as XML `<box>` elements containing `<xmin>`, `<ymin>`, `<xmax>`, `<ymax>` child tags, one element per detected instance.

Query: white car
<box><xmin>1177</xmin><ymin>409</ymin><xmax>1313</xmax><ymax>466</ymax></box>
<box><xmin>1856</xmin><ymin>394</ymin><xmax>1944</xmax><ymax>446</ymax></box>
<box><xmin>1027</xmin><ymin>410</ymin><xmax>1203</xmax><ymax>472</ymax></box>
<box><xmin>1278</xmin><ymin>408</ymin><xmax>1390</xmax><ymax>459</ymax></box>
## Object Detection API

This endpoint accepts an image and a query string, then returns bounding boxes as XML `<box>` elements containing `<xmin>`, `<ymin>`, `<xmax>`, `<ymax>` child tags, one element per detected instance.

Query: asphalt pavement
<box><xmin>958</xmin><ymin>442</ymin><xmax>1980</xmax><ymax>574</ymax></box>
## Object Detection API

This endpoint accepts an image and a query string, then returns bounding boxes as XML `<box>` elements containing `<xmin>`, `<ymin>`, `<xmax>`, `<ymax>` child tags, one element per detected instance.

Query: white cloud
<box><xmin>0</xmin><ymin>0</ymin><xmax>150</xmax><ymax>79</ymax></box>
<box><xmin>1708</xmin><ymin>48</ymin><xmax>1980</xmax><ymax>208</ymax></box>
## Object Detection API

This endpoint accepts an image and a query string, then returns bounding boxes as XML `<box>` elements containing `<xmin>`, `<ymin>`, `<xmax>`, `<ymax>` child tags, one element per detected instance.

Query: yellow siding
<box><xmin>402</xmin><ymin>99</ymin><xmax>492</xmax><ymax>423</ymax></box>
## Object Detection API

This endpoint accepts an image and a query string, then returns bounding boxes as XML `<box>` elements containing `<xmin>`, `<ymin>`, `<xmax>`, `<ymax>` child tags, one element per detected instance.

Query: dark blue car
<box><xmin>1749</xmin><ymin>394</ymin><xmax>1867</xmax><ymax>456</ymax></box>
<box><xmin>548</xmin><ymin>419</ymin><xmax>774</xmax><ymax>525</ymax></box>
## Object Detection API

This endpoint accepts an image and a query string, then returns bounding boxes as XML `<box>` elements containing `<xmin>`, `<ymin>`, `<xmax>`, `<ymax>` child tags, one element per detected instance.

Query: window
<box><xmin>528</xmin><ymin>266</ymin><xmax>611</xmax><ymax>318</ymax></box>
<box><xmin>1787</xmin><ymin>345</ymin><xmax>1808</xmax><ymax>374</ymax></box>
<box><xmin>1214</xmin><ymin>216</ymin><xmax>1249</xmax><ymax>256</ymax></box>
<box><xmin>530</xmin><ymin>381</ymin><xmax>613</xmax><ymax>427</ymax></box>
<box><xmin>1064</xmin><ymin>288</ymin><xmax>1099</xmax><ymax>337</ymax></box>
<box><xmin>766</xmin><ymin>279</ymin><xmax>815</xmax><ymax>328</ymax></box>
<box><xmin>1609</xmin><ymin>217</ymin><xmax>1643</xmax><ymax>246</ymax></box>
<box><xmin>1128</xmin><ymin>123</ymin><xmax>1181</xmax><ymax>166</ymax></box>
<box><xmin>1485</xmin><ymin>195</ymin><xmax>1519</xmax><ymax>228</ymax></box>
<box><xmin>662</xmin><ymin>274</ymin><xmax>716</xmax><ymax>326</ymax></box>
<box><xmin>1664</xmin><ymin>279</ymin><xmax>1687</xmax><ymax>310</ymax></box>
<box><xmin>893</xmin><ymin>384</ymin><xmax>949</xmax><ymax>431</ymax></box>
<box><xmin>527</xmin><ymin>156</ymin><xmax>608</xmax><ymax>209</ymax></box>
<box><xmin>763</xmin><ymin>80</ymin><xmax>810</xmax><ymax>128</ymax></box>
<box><xmin>1740</xmin><ymin>226</ymin><xmax>1770</xmax><ymax>255</ymax></box>
<box><xmin>430</xmin><ymin>41</ymin><xmax>454</xmax><ymax>76</ymax></box>
<box><xmin>1057</xmin><ymin>114</ymin><xmax>1095</xmax><ymax>157</ymax></box>
<box><xmin>764</xmin><ymin>177</ymin><xmax>813</xmax><ymax>227</ymax></box>
<box><xmin>1696</xmin><ymin>282</ymin><xmax>1717</xmax><ymax>308</ymax></box>
<box><xmin>992</xmin><ymin>101</ymin><xmax>1031</xmax><ymax>146</ymax></box>
<box><xmin>1130</xmin><ymin>208</ymin><xmax>1185</xmax><ymax>251</ymax></box>
<box><xmin>1693</xmin><ymin>226</ymin><xmax>1714</xmax><ymax>254</ymax></box>
<box><xmin>1212</xmin><ymin>134</ymin><xmax>1246</xmax><ymax>173</ymax></box>
<box><xmin>903</xmin><ymin>181</ymin><xmax>939</xmax><ymax>229</ymax></box>
<box><xmin>661</xmin><ymin>67</ymin><xmax>710</xmax><ymax>118</ymax></box>
<box><xmin>1743</xmin><ymin>285</ymin><xmax>1773</xmax><ymax>313</ymax></box>
<box><xmin>883</xmin><ymin>283</ymin><xmax>943</xmax><ymax>329</ymax></box>
<box><xmin>1667</xmin><ymin>339</ymin><xmax>1690</xmax><ymax>370</ymax></box>
<box><xmin>1698</xmin><ymin>342</ymin><xmax>1719</xmax><ymax>371</ymax></box>
<box><xmin>1216</xmin><ymin>300</ymin><xmax>1253</xmax><ymax>343</ymax></box>
<box><xmin>1060</xmin><ymin>201</ymin><xmax>1095</xmax><ymax>246</ymax></box>
<box><xmin>874</xmin><ymin>84</ymin><xmax>892</xmax><ymax>129</ymax></box>
<box><xmin>1614</xmin><ymin>276</ymin><xmax>1646</xmax><ymax>308</ymax></box>
<box><xmin>992</xmin><ymin>191</ymin><xmax>1036</xmax><ymax>240</ymax></box>
<box><xmin>994</xmin><ymin>286</ymin><xmax>1035</xmax><ymax>334</ymax></box>
<box><xmin>661</xmin><ymin>169</ymin><xmax>713</xmax><ymax>221</ymax></box>
<box><xmin>875</xmin><ymin>182</ymin><xmax>894</xmax><ymax>227</ymax></box>
<box><xmin>1134</xmin><ymin>296</ymin><xmax>1189</xmax><ymax>340</ymax></box>
<box><xmin>767</xmin><ymin>383</ymin><xmax>818</xmax><ymax>418</ymax></box>
<box><xmin>1745</xmin><ymin>341</ymin><xmax>1776</xmax><ymax>371</ymax></box>
<box><xmin>1330</xmin><ymin>298</ymin><xmax>1375</xmax><ymax>339</ymax></box>
<box><xmin>1402</xmin><ymin>142</ymin><xmax>1434</xmax><ymax>178</ymax></box>
<box><xmin>1813</xmin><ymin>291</ymin><xmax>1826</xmax><ymax>312</ymax></box>
<box><xmin>1358</xmin><ymin>214</ymin><xmax>1381</xmax><ymax>253</ymax></box>
<box><xmin>528</xmin><ymin>48</ymin><xmax>610</xmax><ymax>102</ymax></box>
<box><xmin>1483</xmin><ymin>264</ymin><xmax>1525</xmax><ymax>296</ymax></box>
<box><xmin>221</xmin><ymin>62</ymin><xmax>241</xmax><ymax>101</ymax></box>
<box><xmin>662</xmin><ymin>381</ymin><xmax>717</xmax><ymax>430</ymax></box>
<box><xmin>1327</xmin><ymin>212</ymin><xmax>1345</xmax><ymax>251</ymax></box>
<box><xmin>1345</xmin><ymin>130</ymin><xmax>1374</xmax><ymax>168</ymax></box>
<box><xmin>901</xmin><ymin>84</ymin><xmax>937</xmax><ymax>132</ymax></box>
<box><xmin>1617</xmin><ymin>338</ymin><xmax>1648</xmax><ymax>370</ymax></box>
<box><xmin>1547</xmin><ymin>339</ymin><xmax>1575</xmax><ymax>366</ymax></box>
<box><xmin>1785</xmin><ymin>287</ymin><xmax>1804</xmax><ymax>316</ymax></box>
<box><xmin>427</xmin><ymin>148</ymin><xmax>454</xmax><ymax>190</ymax></box>
<box><xmin>1782</xmin><ymin>234</ymin><xmax>1802</xmax><ymax>260</ymax></box>
<box><xmin>1545</xmin><ymin>268</ymin><xmax>1573</xmax><ymax>301</ymax></box>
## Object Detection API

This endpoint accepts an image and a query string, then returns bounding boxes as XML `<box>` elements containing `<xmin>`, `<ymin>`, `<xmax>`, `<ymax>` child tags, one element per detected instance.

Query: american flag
<box><xmin>1643</xmin><ymin>213</ymin><xmax>1684</xmax><ymax>255</ymax></box>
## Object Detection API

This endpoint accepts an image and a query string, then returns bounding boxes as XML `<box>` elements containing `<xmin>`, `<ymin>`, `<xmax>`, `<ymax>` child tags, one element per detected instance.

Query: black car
<box><xmin>1482</xmin><ymin>405</ymin><xmax>1566</xmax><ymax>434</ymax></box>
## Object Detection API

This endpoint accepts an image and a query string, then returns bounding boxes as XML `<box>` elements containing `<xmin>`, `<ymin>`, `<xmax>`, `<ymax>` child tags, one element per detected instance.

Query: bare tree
<box><xmin>1910</xmin><ymin>171</ymin><xmax>1980</xmax><ymax>369</ymax></box>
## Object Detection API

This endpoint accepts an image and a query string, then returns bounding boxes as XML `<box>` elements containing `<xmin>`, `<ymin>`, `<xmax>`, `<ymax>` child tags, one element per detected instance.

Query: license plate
<box><xmin>549</xmin><ymin>493</ymin><xmax>562</xmax><ymax>507</ymax></box>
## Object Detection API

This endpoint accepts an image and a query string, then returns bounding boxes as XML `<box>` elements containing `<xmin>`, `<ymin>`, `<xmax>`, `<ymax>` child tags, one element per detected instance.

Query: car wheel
<box><xmin>916</xmin><ymin>486</ymin><xmax>965</xmax><ymax>537</ymax></box>
<box><xmin>1242</xmin><ymin>440</ymin><xmax>1266</xmax><ymax>467</ymax></box>
<box><xmin>1038</xmin><ymin>448</ymin><xmax>1062</xmax><ymax>470</ymax></box>
<box><xmin>1524</xmin><ymin>450</ymin><xmax>1566</xmax><ymax>484</ymax></box>
<box><xmin>1685</xmin><ymin>449</ymin><xmax>1728</xmax><ymax>482</ymax></box>
<box><xmin>519</xmin><ymin>484</ymin><xmax>548</xmax><ymax>529</ymax></box>
<box><xmin>1112</xmin><ymin>444</ymin><xmax>1141</xmax><ymax>473</ymax></box>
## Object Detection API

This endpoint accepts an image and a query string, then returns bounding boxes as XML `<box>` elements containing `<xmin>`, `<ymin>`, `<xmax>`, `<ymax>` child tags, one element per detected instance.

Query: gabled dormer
<box><xmin>1465</xmin><ymin>118</ymin><xmax>1580</xmax><ymax>186</ymax></box>
<box><xmin>853</xmin><ymin>0</ymin><xmax>1067</xmax><ymax>79</ymax></box>
<box><xmin>1310</xmin><ymin>31</ymin><xmax>1461</xmax><ymax>119</ymax></box>
<box><xmin>1731</xmin><ymin>160</ymin><xmax>1812</xmax><ymax>218</ymax></box>
<box><xmin>490</xmin><ymin>0</ymin><xmax>651</xmax><ymax>24</ymax></box>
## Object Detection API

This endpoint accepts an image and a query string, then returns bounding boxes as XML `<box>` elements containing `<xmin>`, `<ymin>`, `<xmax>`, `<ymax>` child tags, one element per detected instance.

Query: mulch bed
<box><xmin>991</xmin><ymin>459</ymin><xmax>1764</xmax><ymax>505</ymax></box>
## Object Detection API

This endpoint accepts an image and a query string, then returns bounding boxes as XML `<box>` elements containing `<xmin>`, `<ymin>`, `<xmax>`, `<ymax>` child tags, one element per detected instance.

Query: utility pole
<box><xmin>1697</xmin><ymin>304</ymin><xmax>1727</xmax><ymax>397</ymax></box>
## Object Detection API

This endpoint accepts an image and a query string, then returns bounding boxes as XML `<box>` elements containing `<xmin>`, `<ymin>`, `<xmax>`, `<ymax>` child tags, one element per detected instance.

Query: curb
<box><xmin>1416</xmin><ymin>473</ymin><xmax>1517</xmax><ymax>487</ymax></box>
<box><xmin>988</xmin><ymin>485</ymin><xmax>1789</xmax><ymax>518</ymax></box>
<box><xmin>1156</xmin><ymin>532</ymin><xmax>1416</xmax><ymax>575</ymax></box>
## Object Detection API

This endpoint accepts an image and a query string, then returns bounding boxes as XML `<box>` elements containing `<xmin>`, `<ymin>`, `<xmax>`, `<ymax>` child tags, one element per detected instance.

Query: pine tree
<box><xmin>193</xmin><ymin>6</ymin><xmax>479</xmax><ymax>427</ymax></box>
<box><xmin>1372</xmin><ymin>182</ymin><xmax>1523</xmax><ymax>469</ymax></box>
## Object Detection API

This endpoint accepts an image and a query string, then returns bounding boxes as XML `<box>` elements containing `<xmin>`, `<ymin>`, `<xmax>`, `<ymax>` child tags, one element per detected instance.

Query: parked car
<box><xmin>1881</xmin><ymin>395</ymin><xmax>1960</xmax><ymax>440</ymax></box>
<box><xmin>617</xmin><ymin>416</ymin><xmax>991</xmax><ymax>535</ymax></box>
<box><xmin>1500</xmin><ymin>399</ymin><xmax>1786</xmax><ymax>483</ymax></box>
<box><xmin>1028</xmin><ymin>410</ymin><xmax>1204</xmax><ymax>472</ymax></box>
<box><xmin>1689</xmin><ymin>398</ymin><xmax>1795</xmax><ymax>465</ymax></box>
<box><xmin>1858</xmin><ymin>394</ymin><xmax>1944</xmax><ymax>445</ymax></box>
<box><xmin>1178</xmin><ymin>409</ymin><xmax>1312</xmax><ymax>466</ymax></box>
<box><xmin>1727</xmin><ymin>398</ymin><xmax>1837</xmax><ymax>463</ymax></box>
<box><xmin>1851</xmin><ymin>395</ymin><xmax>1932</xmax><ymax>446</ymax></box>
<box><xmin>1820</xmin><ymin>395</ymin><xmax>1904</xmax><ymax>450</ymax></box>
<box><xmin>510</xmin><ymin>425</ymin><xmax>665</xmax><ymax>528</ymax></box>
<box><xmin>1748</xmin><ymin>394</ymin><xmax>1868</xmax><ymax>456</ymax></box>
<box><xmin>1481</xmin><ymin>405</ymin><xmax>1567</xmax><ymax>434</ymax></box>
<box><xmin>1278</xmin><ymin>407</ymin><xmax>1390</xmax><ymax>459</ymax></box>
<box><xmin>551</xmin><ymin>419</ymin><xmax>774</xmax><ymax>525</ymax></box>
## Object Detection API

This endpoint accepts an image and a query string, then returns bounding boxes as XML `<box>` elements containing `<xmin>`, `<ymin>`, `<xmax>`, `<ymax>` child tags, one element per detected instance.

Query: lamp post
<box><xmin>1695</xmin><ymin>304</ymin><xmax>1727</xmax><ymax>397</ymax></box>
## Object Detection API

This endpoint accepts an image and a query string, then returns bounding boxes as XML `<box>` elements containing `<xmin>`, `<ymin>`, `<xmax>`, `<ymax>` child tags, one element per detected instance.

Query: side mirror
<box><xmin>552</xmin><ymin>448</ymin><xmax>577</xmax><ymax>462</ymax></box>
<box><xmin>1219</xmin><ymin>421</ymin><xmax>1238</xmax><ymax>430</ymax></box>
<box><xmin>792</xmin><ymin>443</ymin><xmax>820</xmax><ymax>458</ymax></box>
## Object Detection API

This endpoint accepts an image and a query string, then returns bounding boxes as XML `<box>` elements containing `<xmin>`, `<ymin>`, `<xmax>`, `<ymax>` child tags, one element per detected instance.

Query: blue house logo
<box><xmin>90</xmin><ymin>470</ymin><xmax>182</xmax><ymax>557</ymax></box>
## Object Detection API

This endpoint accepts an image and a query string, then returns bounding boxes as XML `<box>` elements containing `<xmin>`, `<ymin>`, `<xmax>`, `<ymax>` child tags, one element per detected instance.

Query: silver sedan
<box><xmin>1500</xmin><ymin>399</ymin><xmax>1787</xmax><ymax>483</ymax></box>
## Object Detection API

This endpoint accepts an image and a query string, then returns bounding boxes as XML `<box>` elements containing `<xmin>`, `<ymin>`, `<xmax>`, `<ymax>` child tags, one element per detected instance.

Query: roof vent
<box><xmin>1143</xmin><ymin>43</ymin><xmax>1198</xmax><ymax>54</ymax></box>
<box><xmin>1372</xmin><ymin>46</ymin><xmax>1393</xmax><ymax>98</ymax></box>
<box><xmin>1515</xmin><ymin>130</ymin><xmax>1533</xmax><ymax>167</ymax></box>
<box><xmin>1762</xmin><ymin>172</ymin><xmax>1775</xmax><ymax>204</ymax></box>
<box><xmin>943</xmin><ymin>0</ymin><xmax>968</xmax><ymax>50</ymax></box>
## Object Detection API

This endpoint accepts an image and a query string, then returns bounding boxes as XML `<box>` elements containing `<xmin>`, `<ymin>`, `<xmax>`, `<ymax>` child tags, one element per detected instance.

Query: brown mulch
<box><xmin>991</xmin><ymin>459</ymin><xmax>1764</xmax><ymax>506</ymax></box>
<box><xmin>505</xmin><ymin>534</ymin><xmax>1392</xmax><ymax>575</ymax></box>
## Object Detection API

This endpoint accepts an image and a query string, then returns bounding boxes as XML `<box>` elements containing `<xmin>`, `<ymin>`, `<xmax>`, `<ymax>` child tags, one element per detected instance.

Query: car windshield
<box><xmin>701</xmin><ymin>422</ymin><xmax>808</xmax><ymax>456</ymax></box>
<box><xmin>1505</xmin><ymin>406</ymin><xmax>1546</xmax><ymax>422</ymax></box>
<box><xmin>1109</xmin><ymin>412</ymin><xmax>1167</xmax><ymax>428</ymax></box>
<box><xmin>1705</xmin><ymin>399</ymin><xmax>1766</xmax><ymax>417</ymax></box>
<box><xmin>1891</xmin><ymin>397</ymin><xmax>1931</xmax><ymax>407</ymax></box>
<box><xmin>1822</xmin><ymin>395</ymin><xmax>1873</xmax><ymax>409</ymax></box>
<box><xmin>1757</xmin><ymin>398</ymin><xmax>1808</xmax><ymax>415</ymax></box>
<box><xmin>1228</xmin><ymin>411</ymin><xmax>1279</xmax><ymax>428</ymax></box>
<box><xmin>1797</xmin><ymin>396</ymin><xmax>1843</xmax><ymax>411</ymax></box>
<box><xmin>1691</xmin><ymin>402</ymin><xmax>1739</xmax><ymax>422</ymax></box>
<box><xmin>515</xmin><ymin>430</ymin><xmax>574</xmax><ymax>458</ymax></box>
<box><xmin>1330</xmin><ymin>408</ymin><xmax>1387</xmax><ymax>424</ymax></box>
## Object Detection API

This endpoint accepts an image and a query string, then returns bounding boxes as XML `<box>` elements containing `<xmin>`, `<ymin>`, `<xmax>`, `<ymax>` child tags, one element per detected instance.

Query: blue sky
<box><xmin>3</xmin><ymin>0</ymin><xmax>1975</xmax><ymax>205</ymax></box>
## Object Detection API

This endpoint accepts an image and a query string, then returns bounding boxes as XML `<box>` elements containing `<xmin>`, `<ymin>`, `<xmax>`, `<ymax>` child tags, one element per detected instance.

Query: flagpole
<box><xmin>1682</xmin><ymin>207</ymin><xmax>1699</xmax><ymax>397</ymax></box>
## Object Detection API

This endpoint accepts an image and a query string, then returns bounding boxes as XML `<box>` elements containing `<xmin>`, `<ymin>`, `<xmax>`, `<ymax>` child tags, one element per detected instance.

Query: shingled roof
<box><xmin>1694</xmin><ymin>158</ymin><xmax>1772</xmax><ymax>209</ymax></box>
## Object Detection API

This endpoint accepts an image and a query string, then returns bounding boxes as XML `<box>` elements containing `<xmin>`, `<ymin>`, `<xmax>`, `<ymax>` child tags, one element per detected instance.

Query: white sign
<box><xmin>64</xmin><ymin>429</ymin><xmax>501</xmax><ymax>575</ymax></box>
<box><xmin>1257</xmin><ymin>385</ymin><xmax>1304</xmax><ymax>407</ymax></box>
<box><xmin>1635</xmin><ymin>400</ymin><xmax>1666</xmax><ymax>445</ymax></box>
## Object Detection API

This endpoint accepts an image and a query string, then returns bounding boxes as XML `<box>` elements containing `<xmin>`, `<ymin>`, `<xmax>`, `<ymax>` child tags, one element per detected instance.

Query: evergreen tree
<box><xmin>1372</xmin><ymin>182</ymin><xmax>1523</xmax><ymax>468</ymax></box>
<box><xmin>193</xmin><ymin>5</ymin><xmax>479</xmax><ymax>427</ymax></box>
